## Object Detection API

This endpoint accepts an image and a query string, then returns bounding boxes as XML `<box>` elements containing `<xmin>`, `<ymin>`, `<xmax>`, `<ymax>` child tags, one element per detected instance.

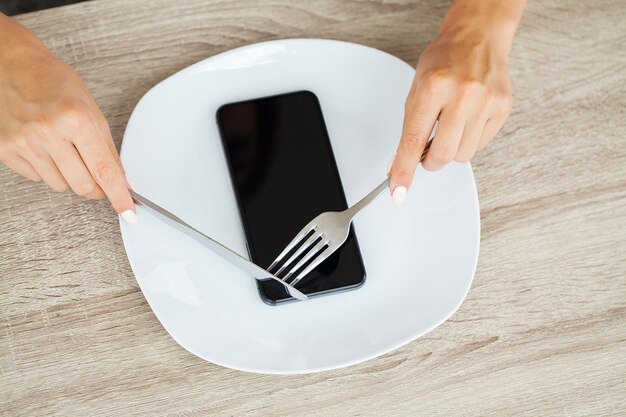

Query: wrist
<box><xmin>0</xmin><ymin>14</ymin><xmax>44</xmax><ymax>63</ymax></box>
<box><xmin>437</xmin><ymin>0</ymin><xmax>525</xmax><ymax>58</ymax></box>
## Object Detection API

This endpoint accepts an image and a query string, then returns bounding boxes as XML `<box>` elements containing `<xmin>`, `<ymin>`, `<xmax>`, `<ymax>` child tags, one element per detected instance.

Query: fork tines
<box><xmin>267</xmin><ymin>224</ymin><xmax>333</xmax><ymax>286</ymax></box>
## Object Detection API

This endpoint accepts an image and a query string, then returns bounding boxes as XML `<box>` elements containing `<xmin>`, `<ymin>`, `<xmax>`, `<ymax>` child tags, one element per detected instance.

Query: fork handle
<box><xmin>345</xmin><ymin>141</ymin><xmax>432</xmax><ymax>219</ymax></box>
<box><xmin>344</xmin><ymin>178</ymin><xmax>390</xmax><ymax>219</ymax></box>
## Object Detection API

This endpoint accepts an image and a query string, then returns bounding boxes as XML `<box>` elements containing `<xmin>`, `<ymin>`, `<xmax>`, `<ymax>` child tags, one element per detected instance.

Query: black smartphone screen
<box><xmin>217</xmin><ymin>91</ymin><xmax>366</xmax><ymax>304</ymax></box>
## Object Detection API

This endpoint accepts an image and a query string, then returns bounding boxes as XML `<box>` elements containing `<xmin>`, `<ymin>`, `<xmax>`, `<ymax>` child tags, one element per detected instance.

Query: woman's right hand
<box><xmin>0</xmin><ymin>13</ymin><xmax>136</xmax><ymax>223</ymax></box>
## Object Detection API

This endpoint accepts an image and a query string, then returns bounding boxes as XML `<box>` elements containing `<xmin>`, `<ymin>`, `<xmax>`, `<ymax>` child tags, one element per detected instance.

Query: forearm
<box><xmin>438</xmin><ymin>0</ymin><xmax>527</xmax><ymax>57</ymax></box>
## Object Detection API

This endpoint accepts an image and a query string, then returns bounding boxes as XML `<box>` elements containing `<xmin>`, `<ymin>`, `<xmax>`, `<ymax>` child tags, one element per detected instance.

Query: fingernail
<box><xmin>386</xmin><ymin>153</ymin><xmax>397</xmax><ymax>176</ymax></box>
<box><xmin>392</xmin><ymin>186</ymin><xmax>407</xmax><ymax>205</ymax></box>
<box><xmin>121</xmin><ymin>210</ymin><xmax>137</xmax><ymax>224</ymax></box>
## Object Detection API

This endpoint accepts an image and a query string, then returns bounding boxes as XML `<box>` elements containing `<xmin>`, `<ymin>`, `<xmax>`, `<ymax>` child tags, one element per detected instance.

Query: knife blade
<box><xmin>128</xmin><ymin>189</ymin><xmax>308</xmax><ymax>301</ymax></box>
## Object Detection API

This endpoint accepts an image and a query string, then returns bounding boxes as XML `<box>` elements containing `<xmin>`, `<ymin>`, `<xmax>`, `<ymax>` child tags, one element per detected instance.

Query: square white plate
<box><xmin>120</xmin><ymin>39</ymin><xmax>480</xmax><ymax>374</ymax></box>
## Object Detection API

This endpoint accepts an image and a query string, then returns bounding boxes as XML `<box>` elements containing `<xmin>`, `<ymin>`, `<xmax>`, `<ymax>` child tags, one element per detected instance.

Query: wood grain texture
<box><xmin>1</xmin><ymin>0</ymin><xmax>625</xmax><ymax>415</ymax></box>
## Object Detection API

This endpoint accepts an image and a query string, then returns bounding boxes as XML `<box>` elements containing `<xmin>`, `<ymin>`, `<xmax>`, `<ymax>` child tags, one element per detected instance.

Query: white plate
<box><xmin>120</xmin><ymin>39</ymin><xmax>480</xmax><ymax>374</ymax></box>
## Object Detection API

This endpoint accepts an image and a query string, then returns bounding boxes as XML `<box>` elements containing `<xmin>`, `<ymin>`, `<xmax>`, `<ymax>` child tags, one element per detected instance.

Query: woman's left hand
<box><xmin>388</xmin><ymin>0</ymin><xmax>526</xmax><ymax>204</ymax></box>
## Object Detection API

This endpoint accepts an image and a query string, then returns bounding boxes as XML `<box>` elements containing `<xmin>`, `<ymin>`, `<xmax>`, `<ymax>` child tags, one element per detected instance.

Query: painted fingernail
<box><xmin>386</xmin><ymin>153</ymin><xmax>397</xmax><ymax>176</ymax></box>
<box><xmin>121</xmin><ymin>210</ymin><xmax>137</xmax><ymax>224</ymax></box>
<box><xmin>392</xmin><ymin>186</ymin><xmax>407</xmax><ymax>205</ymax></box>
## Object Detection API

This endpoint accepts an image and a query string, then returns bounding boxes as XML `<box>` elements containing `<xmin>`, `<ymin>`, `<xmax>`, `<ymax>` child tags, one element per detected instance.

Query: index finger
<box><xmin>74</xmin><ymin>124</ymin><xmax>136</xmax><ymax>222</ymax></box>
<box><xmin>390</xmin><ymin>94</ymin><xmax>441</xmax><ymax>202</ymax></box>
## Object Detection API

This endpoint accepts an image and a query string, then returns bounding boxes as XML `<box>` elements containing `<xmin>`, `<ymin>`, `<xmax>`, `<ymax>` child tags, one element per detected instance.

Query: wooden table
<box><xmin>2</xmin><ymin>1</ymin><xmax>625</xmax><ymax>415</ymax></box>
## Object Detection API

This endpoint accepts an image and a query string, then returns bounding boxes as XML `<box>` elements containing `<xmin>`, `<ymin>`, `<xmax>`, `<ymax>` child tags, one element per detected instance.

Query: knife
<box><xmin>128</xmin><ymin>189</ymin><xmax>308</xmax><ymax>301</ymax></box>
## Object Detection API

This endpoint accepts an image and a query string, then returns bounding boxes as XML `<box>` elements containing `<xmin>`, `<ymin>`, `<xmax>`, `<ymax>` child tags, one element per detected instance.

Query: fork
<box><xmin>268</xmin><ymin>140</ymin><xmax>432</xmax><ymax>287</ymax></box>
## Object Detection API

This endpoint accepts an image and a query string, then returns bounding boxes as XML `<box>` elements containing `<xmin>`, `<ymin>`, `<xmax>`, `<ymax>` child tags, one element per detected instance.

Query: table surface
<box><xmin>1</xmin><ymin>0</ymin><xmax>625</xmax><ymax>415</ymax></box>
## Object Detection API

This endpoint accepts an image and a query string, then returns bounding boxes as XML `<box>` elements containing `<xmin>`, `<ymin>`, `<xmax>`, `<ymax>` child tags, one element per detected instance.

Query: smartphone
<box><xmin>217</xmin><ymin>91</ymin><xmax>366</xmax><ymax>305</ymax></box>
